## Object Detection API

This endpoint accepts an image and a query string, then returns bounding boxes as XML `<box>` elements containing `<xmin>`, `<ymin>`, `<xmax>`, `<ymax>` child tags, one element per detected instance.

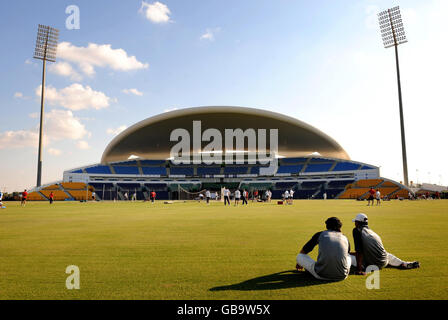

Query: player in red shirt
<box><xmin>49</xmin><ymin>192</ymin><xmax>54</xmax><ymax>204</ymax></box>
<box><xmin>367</xmin><ymin>187</ymin><xmax>375</xmax><ymax>206</ymax></box>
<box><xmin>21</xmin><ymin>189</ymin><xmax>28</xmax><ymax>207</ymax></box>
<box><xmin>150</xmin><ymin>191</ymin><xmax>156</xmax><ymax>203</ymax></box>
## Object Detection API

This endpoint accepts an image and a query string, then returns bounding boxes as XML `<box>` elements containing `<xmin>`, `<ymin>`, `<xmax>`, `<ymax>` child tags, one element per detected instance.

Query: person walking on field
<box><xmin>296</xmin><ymin>217</ymin><xmax>351</xmax><ymax>281</ymax></box>
<box><xmin>350</xmin><ymin>213</ymin><xmax>420</xmax><ymax>275</ymax></box>
<box><xmin>21</xmin><ymin>189</ymin><xmax>28</xmax><ymax>207</ymax></box>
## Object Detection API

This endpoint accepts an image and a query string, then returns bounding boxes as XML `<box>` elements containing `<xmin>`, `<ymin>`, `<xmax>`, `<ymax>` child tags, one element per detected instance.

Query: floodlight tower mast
<box><xmin>33</xmin><ymin>25</ymin><xmax>59</xmax><ymax>187</ymax></box>
<box><xmin>378</xmin><ymin>6</ymin><xmax>409</xmax><ymax>186</ymax></box>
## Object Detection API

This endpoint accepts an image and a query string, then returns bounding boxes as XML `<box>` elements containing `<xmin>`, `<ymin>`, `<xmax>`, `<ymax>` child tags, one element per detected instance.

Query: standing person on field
<box><xmin>284</xmin><ymin>190</ymin><xmax>290</xmax><ymax>204</ymax></box>
<box><xmin>223</xmin><ymin>188</ymin><xmax>231</xmax><ymax>205</ymax></box>
<box><xmin>242</xmin><ymin>189</ymin><xmax>248</xmax><ymax>205</ymax></box>
<box><xmin>367</xmin><ymin>187</ymin><xmax>375</xmax><ymax>206</ymax></box>
<box><xmin>205</xmin><ymin>190</ymin><xmax>211</xmax><ymax>204</ymax></box>
<box><xmin>375</xmin><ymin>189</ymin><xmax>381</xmax><ymax>206</ymax></box>
<box><xmin>350</xmin><ymin>213</ymin><xmax>420</xmax><ymax>275</ymax></box>
<box><xmin>289</xmin><ymin>189</ymin><xmax>295</xmax><ymax>205</ymax></box>
<box><xmin>150</xmin><ymin>191</ymin><xmax>156</xmax><ymax>203</ymax></box>
<box><xmin>296</xmin><ymin>217</ymin><xmax>351</xmax><ymax>281</ymax></box>
<box><xmin>0</xmin><ymin>189</ymin><xmax>5</xmax><ymax>209</ymax></box>
<box><xmin>323</xmin><ymin>192</ymin><xmax>327</xmax><ymax>200</ymax></box>
<box><xmin>234</xmin><ymin>189</ymin><xmax>241</xmax><ymax>206</ymax></box>
<box><xmin>21</xmin><ymin>189</ymin><xmax>28</xmax><ymax>207</ymax></box>
<box><xmin>49</xmin><ymin>191</ymin><xmax>54</xmax><ymax>204</ymax></box>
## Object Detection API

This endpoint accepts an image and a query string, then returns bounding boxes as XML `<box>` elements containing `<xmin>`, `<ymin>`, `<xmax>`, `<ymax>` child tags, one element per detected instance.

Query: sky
<box><xmin>0</xmin><ymin>0</ymin><xmax>447</xmax><ymax>192</ymax></box>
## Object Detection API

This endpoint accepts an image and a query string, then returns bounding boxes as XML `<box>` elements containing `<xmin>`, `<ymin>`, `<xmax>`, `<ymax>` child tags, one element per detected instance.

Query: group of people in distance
<box><xmin>282</xmin><ymin>189</ymin><xmax>295</xmax><ymax>204</ymax></box>
<box><xmin>366</xmin><ymin>187</ymin><xmax>382</xmax><ymax>206</ymax></box>
<box><xmin>296</xmin><ymin>213</ymin><xmax>420</xmax><ymax>281</ymax></box>
<box><xmin>201</xmin><ymin>188</ymin><xmax>274</xmax><ymax>206</ymax></box>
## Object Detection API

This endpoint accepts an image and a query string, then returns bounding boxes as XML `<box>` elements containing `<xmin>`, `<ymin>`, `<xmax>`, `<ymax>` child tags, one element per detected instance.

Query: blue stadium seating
<box><xmin>85</xmin><ymin>166</ymin><xmax>112</xmax><ymax>174</ymax></box>
<box><xmin>310</xmin><ymin>158</ymin><xmax>333</xmax><ymax>163</ymax></box>
<box><xmin>305</xmin><ymin>163</ymin><xmax>333</xmax><ymax>172</ymax></box>
<box><xmin>277</xmin><ymin>165</ymin><xmax>303</xmax><ymax>174</ymax></box>
<box><xmin>142</xmin><ymin>167</ymin><xmax>167</xmax><ymax>175</ymax></box>
<box><xmin>197</xmin><ymin>166</ymin><xmax>221</xmax><ymax>176</ymax></box>
<box><xmin>332</xmin><ymin>162</ymin><xmax>361</xmax><ymax>171</ymax></box>
<box><xmin>113</xmin><ymin>166</ymin><xmax>140</xmax><ymax>175</ymax></box>
<box><xmin>170</xmin><ymin>167</ymin><xmax>194</xmax><ymax>176</ymax></box>
<box><xmin>112</xmin><ymin>160</ymin><xmax>138</xmax><ymax>166</ymax></box>
<box><xmin>360</xmin><ymin>165</ymin><xmax>375</xmax><ymax>170</ymax></box>
<box><xmin>282</xmin><ymin>157</ymin><xmax>307</xmax><ymax>164</ymax></box>
<box><xmin>224</xmin><ymin>166</ymin><xmax>249</xmax><ymax>175</ymax></box>
<box><xmin>140</xmin><ymin>160</ymin><xmax>166</xmax><ymax>165</ymax></box>
<box><xmin>250</xmin><ymin>167</ymin><xmax>260</xmax><ymax>175</ymax></box>
<box><xmin>71</xmin><ymin>169</ymin><xmax>83</xmax><ymax>174</ymax></box>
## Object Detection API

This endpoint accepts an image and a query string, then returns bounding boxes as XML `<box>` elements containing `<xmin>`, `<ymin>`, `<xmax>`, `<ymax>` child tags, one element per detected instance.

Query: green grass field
<box><xmin>0</xmin><ymin>199</ymin><xmax>447</xmax><ymax>300</ymax></box>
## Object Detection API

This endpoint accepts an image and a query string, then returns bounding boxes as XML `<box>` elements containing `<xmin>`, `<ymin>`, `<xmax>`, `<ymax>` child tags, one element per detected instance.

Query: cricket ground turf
<box><xmin>0</xmin><ymin>199</ymin><xmax>447</xmax><ymax>300</ymax></box>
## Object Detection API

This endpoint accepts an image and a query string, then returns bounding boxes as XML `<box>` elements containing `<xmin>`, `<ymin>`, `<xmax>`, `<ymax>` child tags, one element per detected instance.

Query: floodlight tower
<box><xmin>33</xmin><ymin>25</ymin><xmax>59</xmax><ymax>187</ymax></box>
<box><xmin>378</xmin><ymin>6</ymin><xmax>409</xmax><ymax>186</ymax></box>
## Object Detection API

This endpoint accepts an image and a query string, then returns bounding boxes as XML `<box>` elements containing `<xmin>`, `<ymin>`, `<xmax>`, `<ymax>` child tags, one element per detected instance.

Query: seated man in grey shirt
<box><xmin>351</xmin><ymin>213</ymin><xmax>420</xmax><ymax>275</ymax></box>
<box><xmin>296</xmin><ymin>217</ymin><xmax>351</xmax><ymax>281</ymax></box>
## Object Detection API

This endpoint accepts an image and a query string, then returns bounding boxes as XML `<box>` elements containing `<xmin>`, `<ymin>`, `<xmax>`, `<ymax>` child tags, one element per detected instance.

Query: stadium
<box><xmin>26</xmin><ymin>106</ymin><xmax>411</xmax><ymax>202</ymax></box>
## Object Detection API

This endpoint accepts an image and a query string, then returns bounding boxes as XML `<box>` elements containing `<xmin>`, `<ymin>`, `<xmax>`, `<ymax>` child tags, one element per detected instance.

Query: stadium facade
<box><xmin>29</xmin><ymin>106</ymin><xmax>411</xmax><ymax>201</ymax></box>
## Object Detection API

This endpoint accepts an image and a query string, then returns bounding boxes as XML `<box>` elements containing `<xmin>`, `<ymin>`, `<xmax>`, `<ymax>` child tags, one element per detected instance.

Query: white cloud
<box><xmin>35</xmin><ymin>83</ymin><xmax>111</xmax><ymax>111</ymax></box>
<box><xmin>76</xmin><ymin>141</ymin><xmax>90</xmax><ymax>150</ymax></box>
<box><xmin>122</xmin><ymin>88</ymin><xmax>143</xmax><ymax>96</ymax></box>
<box><xmin>0</xmin><ymin>109</ymin><xmax>89</xmax><ymax>150</ymax></box>
<box><xmin>57</xmin><ymin>42</ymin><xmax>149</xmax><ymax>76</ymax></box>
<box><xmin>0</xmin><ymin>130</ymin><xmax>39</xmax><ymax>149</ymax></box>
<box><xmin>48</xmin><ymin>61</ymin><xmax>82</xmax><ymax>81</ymax></box>
<box><xmin>140</xmin><ymin>1</ymin><xmax>172</xmax><ymax>24</ymax></box>
<box><xmin>107</xmin><ymin>125</ymin><xmax>128</xmax><ymax>136</ymax></box>
<box><xmin>14</xmin><ymin>92</ymin><xmax>24</xmax><ymax>99</ymax></box>
<box><xmin>200</xmin><ymin>28</ymin><xmax>220</xmax><ymax>41</ymax></box>
<box><xmin>45</xmin><ymin>109</ymin><xmax>89</xmax><ymax>141</ymax></box>
<box><xmin>48</xmin><ymin>148</ymin><xmax>62</xmax><ymax>156</ymax></box>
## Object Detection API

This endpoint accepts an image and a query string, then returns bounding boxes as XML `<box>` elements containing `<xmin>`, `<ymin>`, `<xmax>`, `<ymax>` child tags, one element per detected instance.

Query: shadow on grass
<box><xmin>209</xmin><ymin>270</ymin><xmax>335</xmax><ymax>292</ymax></box>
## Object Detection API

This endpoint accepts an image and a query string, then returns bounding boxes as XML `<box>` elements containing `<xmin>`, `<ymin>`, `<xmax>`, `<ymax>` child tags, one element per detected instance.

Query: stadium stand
<box><xmin>85</xmin><ymin>165</ymin><xmax>112</xmax><ymax>174</ymax></box>
<box><xmin>197</xmin><ymin>166</ymin><xmax>222</xmax><ymax>176</ymax></box>
<box><xmin>113</xmin><ymin>166</ymin><xmax>140</xmax><ymax>175</ymax></box>
<box><xmin>281</xmin><ymin>157</ymin><xmax>307</xmax><ymax>164</ymax></box>
<box><xmin>276</xmin><ymin>165</ymin><xmax>303</xmax><ymax>174</ymax></box>
<box><xmin>353</xmin><ymin>179</ymin><xmax>383</xmax><ymax>188</ymax></box>
<box><xmin>338</xmin><ymin>188</ymin><xmax>371</xmax><ymax>199</ymax></box>
<box><xmin>40</xmin><ymin>190</ymin><xmax>70</xmax><ymax>201</ymax></box>
<box><xmin>170</xmin><ymin>167</ymin><xmax>194</xmax><ymax>176</ymax></box>
<box><xmin>333</xmin><ymin>162</ymin><xmax>361</xmax><ymax>171</ymax></box>
<box><xmin>224</xmin><ymin>166</ymin><xmax>249</xmax><ymax>175</ymax></box>
<box><xmin>27</xmin><ymin>192</ymin><xmax>45</xmax><ymax>201</ymax></box>
<box><xmin>142</xmin><ymin>167</ymin><xmax>166</xmax><ymax>175</ymax></box>
<box><xmin>305</xmin><ymin>163</ymin><xmax>333</xmax><ymax>172</ymax></box>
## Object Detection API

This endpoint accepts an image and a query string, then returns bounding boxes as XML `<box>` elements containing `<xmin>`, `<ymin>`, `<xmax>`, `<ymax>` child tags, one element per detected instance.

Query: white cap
<box><xmin>352</xmin><ymin>213</ymin><xmax>368</xmax><ymax>223</ymax></box>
